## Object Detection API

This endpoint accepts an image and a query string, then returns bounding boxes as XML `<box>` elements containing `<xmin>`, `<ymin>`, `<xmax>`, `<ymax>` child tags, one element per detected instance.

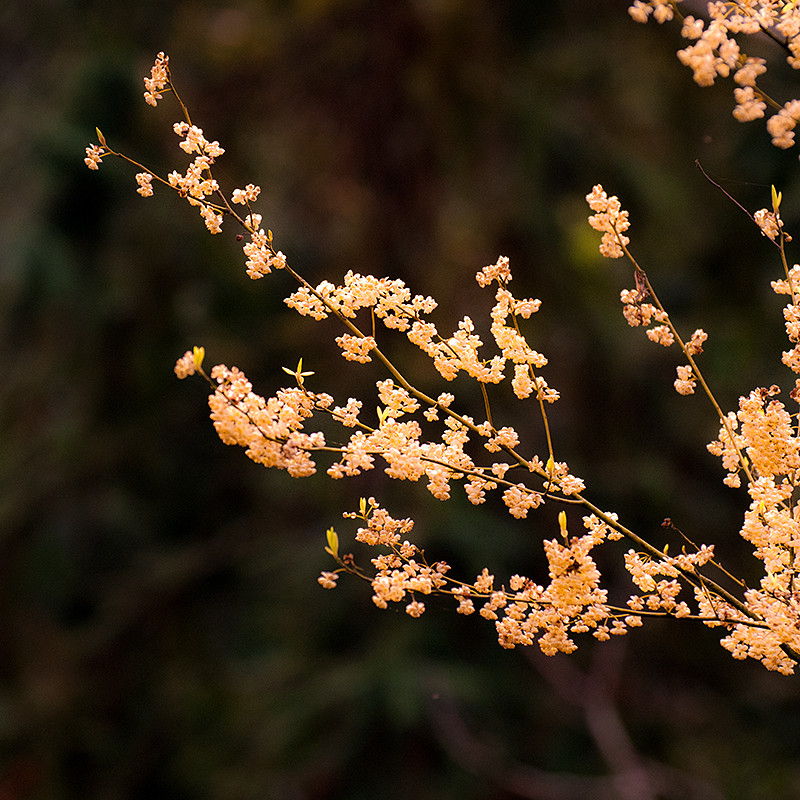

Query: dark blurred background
<box><xmin>4</xmin><ymin>0</ymin><xmax>800</xmax><ymax>798</ymax></box>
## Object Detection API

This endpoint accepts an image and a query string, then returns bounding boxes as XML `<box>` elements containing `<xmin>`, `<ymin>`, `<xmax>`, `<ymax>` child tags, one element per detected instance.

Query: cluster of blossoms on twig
<box><xmin>84</xmin><ymin>52</ymin><xmax>287</xmax><ymax>276</ymax></box>
<box><xmin>588</xmin><ymin>176</ymin><xmax>800</xmax><ymax>674</ymax></box>
<box><xmin>86</xmin><ymin>48</ymin><xmax>800</xmax><ymax>674</ymax></box>
<box><xmin>629</xmin><ymin>0</ymin><xmax>800</xmax><ymax>154</ymax></box>
<box><xmin>175</xmin><ymin>255</ymin><xmax>579</xmax><ymax>518</ymax></box>
<box><xmin>586</xmin><ymin>185</ymin><xmax>708</xmax><ymax>395</ymax></box>
<box><xmin>320</xmin><ymin>500</ymin><xmax>639</xmax><ymax>654</ymax></box>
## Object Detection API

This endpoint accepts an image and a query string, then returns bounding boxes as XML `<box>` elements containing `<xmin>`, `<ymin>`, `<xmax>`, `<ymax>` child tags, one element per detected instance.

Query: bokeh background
<box><xmin>5</xmin><ymin>0</ymin><xmax>800</xmax><ymax>798</ymax></box>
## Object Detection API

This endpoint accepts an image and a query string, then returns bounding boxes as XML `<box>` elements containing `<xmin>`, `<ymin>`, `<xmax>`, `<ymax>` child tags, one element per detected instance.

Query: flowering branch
<box><xmin>630</xmin><ymin>1</ymin><xmax>800</xmax><ymax>151</ymax></box>
<box><xmin>85</xmin><ymin>33</ymin><xmax>800</xmax><ymax>674</ymax></box>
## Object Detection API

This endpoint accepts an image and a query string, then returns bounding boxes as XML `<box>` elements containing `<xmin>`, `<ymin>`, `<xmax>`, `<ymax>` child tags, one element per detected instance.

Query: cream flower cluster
<box><xmin>351</xmin><ymin>504</ymin><xmax>450</xmax><ymax>616</ymax></box>
<box><xmin>286</xmin><ymin>257</ymin><xmax>584</xmax><ymax>507</ymax></box>
<box><xmin>755</xmin><ymin>208</ymin><xmax>781</xmax><ymax>240</ymax></box>
<box><xmin>629</xmin><ymin>1</ymin><xmax>800</xmax><ymax>155</ymax></box>
<box><xmin>241</xmin><ymin>225</ymin><xmax>287</xmax><ymax>279</ymax></box>
<box><xmin>324</xmin><ymin>501</ymin><xmax>640</xmax><ymax>655</ymax></box>
<box><xmin>167</xmin><ymin>122</ymin><xmax>225</xmax><ymax>233</ymax></box>
<box><xmin>327</xmin><ymin>395</ymin><xmax>489</xmax><ymax>503</ymax></box>
<box><xmin>84</xmin><ymin>143</ymin><xmax>105</xmax><ymax>170</ymax></box>
<box><xmin>586</xmin><ymin>188</ymin><xmax>710</xmax><ymax>398</ymax></box>
<box><xmin>286</xmin><ymin>258</ymin><xmax>554</xmax><ymax>400</ymax></box>
<box><xmin>207</xmin><ymin>364</ymin><xmax>328</xmax><ymax>478</ymax></box>
<box><xmin>718</xmin><ymin>594</ymin><xmax>799</xmax><ymax>675</ymax></box>
<box><xmin>586</xmin><ymin>185</ymin><xmax>631</xmax><ymax>258</ymax></box>
<box><xmin>286</xmin><ymin>271</ymin><xmax>436</xmax><ymax>325</ymax></box>
<box><xmin>85</xmin><ymin>53</ymin><xmax>289</xmax><ymax>278</ymax></box>
<box><xmin>777</xmin><ymin>265</ymin><xmax>800</xmax><ymax>379</ymax></box>
<box><xmin>703</xmin><ymin>258</ymin><xmax>800</xmax><ymax>671</ymax></box>
<box><xmin>176</xmin><ymin>336</ymin><xmax>581</xmax><ymax>517</ymax></box>
<box><xmin>624</xmin><ymin>546</ymin><xmax>715</xmax><ymax>617</ymax></box>
<box><xmin>143</xmin><ymin>51</ymin><xmax>169</xmax><ymax>106</ymax></box>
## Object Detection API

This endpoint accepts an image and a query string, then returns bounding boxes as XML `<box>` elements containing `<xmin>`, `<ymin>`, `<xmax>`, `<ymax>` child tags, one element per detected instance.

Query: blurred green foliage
<box><xmin>4</xmin><ymin>0</ymin><xmax>800</xmax><ymax>797</ymax></box>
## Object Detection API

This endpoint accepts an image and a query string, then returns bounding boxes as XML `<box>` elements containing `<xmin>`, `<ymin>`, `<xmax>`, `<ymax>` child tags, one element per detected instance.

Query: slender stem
<box><xmin>617</xmin><ymin>232</ymin><xmax>757</xmax><ymax>487</ymax></box>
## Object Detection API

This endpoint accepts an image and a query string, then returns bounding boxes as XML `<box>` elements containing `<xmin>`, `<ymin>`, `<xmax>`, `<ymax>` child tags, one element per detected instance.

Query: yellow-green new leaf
<box><xmin>325</xmin><ymin>527</ymin><xmax>339</xmax><ymax>559</ymax></box>
<box><xmin>772</xmin><ymin>184</ymin><xmax>782</xmax><ymax>214</ymax></box>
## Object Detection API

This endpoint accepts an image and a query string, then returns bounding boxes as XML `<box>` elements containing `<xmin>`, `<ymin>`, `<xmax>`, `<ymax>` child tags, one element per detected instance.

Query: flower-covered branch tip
<box><xmin>629</xmin><ymin>1</ymin><xmax>800</xmax><ymax>157</ymax></box>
